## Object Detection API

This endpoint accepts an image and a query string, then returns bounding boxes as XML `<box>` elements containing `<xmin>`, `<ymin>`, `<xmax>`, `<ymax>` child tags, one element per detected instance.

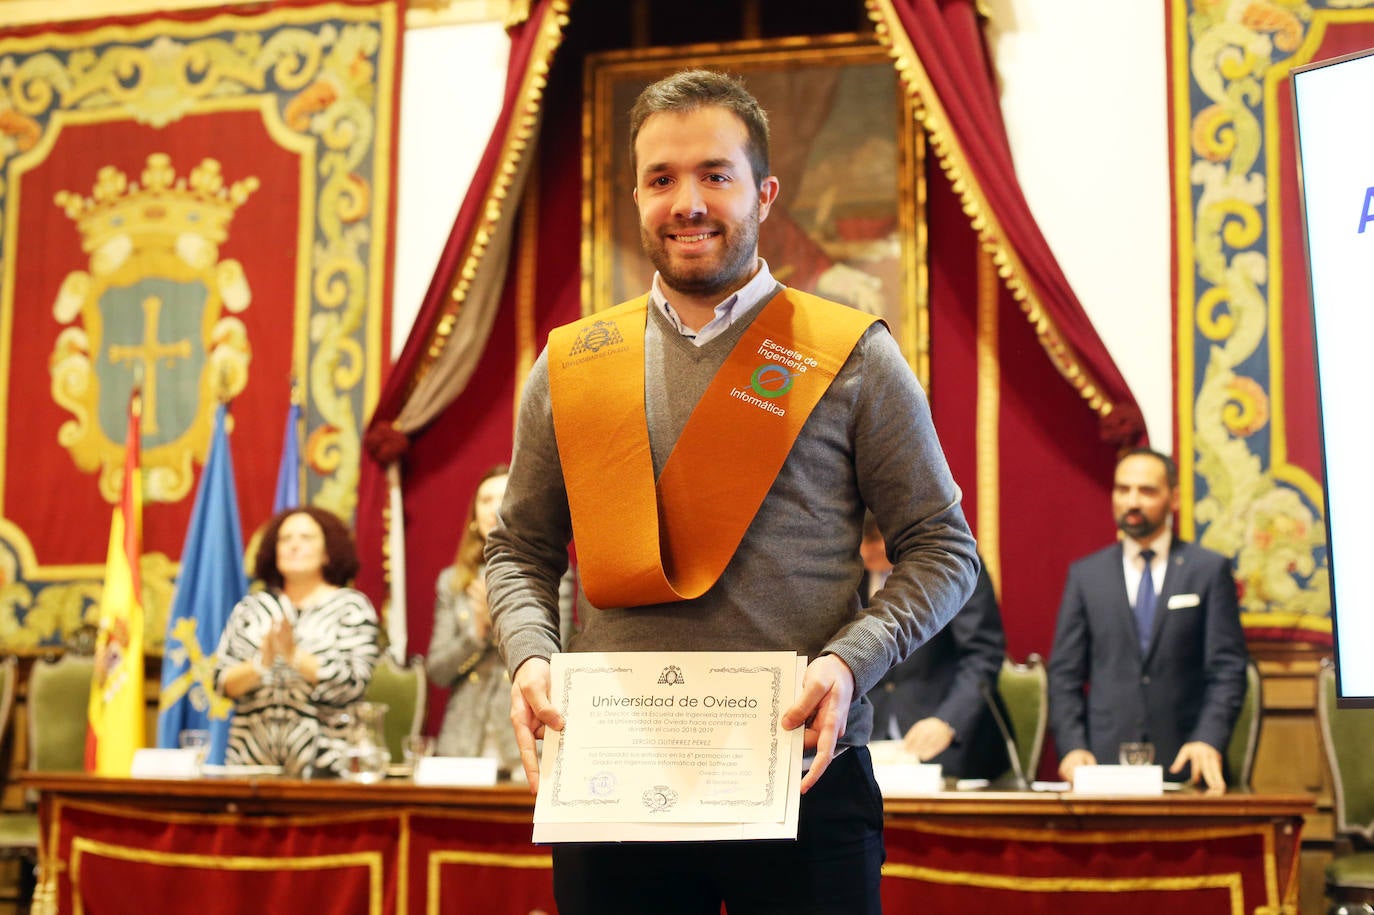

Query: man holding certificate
<box><xmin>487</xmin><ymin>69</ymin><xmax>978</xmax><ymax>915</ymax></box>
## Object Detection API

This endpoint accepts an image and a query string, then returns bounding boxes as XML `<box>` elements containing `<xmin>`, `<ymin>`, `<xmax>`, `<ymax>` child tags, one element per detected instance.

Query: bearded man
<box><xmin>487</xmin><ymin>68</ymin><xmax>977</xmax><ymax>913</ymax></box>
<box><xmin>1047</xmin><ymin>448</ymin><xmax>1248</xmax><ymax>792</ymax></box>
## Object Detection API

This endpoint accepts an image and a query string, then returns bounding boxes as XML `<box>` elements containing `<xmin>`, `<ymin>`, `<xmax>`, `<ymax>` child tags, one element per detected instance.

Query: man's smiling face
<box><xmin>633</xmin><ymin>105</ymin><xmax>778</xmax><ymax>307</ymax></box>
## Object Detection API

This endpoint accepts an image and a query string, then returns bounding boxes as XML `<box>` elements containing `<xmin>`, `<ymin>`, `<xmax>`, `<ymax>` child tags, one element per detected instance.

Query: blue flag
<box><xmin>157</xmin><ymin>403</ymin><xmax>247</xmax><ymax>764</ymax></box>
<box><xmin>273</xmin><ymin>400</ymin><xmax>302</xmax><ymax>512</ymax></box>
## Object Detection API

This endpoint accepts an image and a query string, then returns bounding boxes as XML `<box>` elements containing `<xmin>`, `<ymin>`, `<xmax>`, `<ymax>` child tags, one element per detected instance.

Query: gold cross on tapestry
<box><xmin>0</xmin><ymin>1</ymin><xmax>401</xmax><ymax>651</ymax></box>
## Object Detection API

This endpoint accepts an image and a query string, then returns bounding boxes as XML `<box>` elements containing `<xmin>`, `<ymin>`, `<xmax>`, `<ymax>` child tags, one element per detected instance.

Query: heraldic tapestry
<box><xmin>0</xmin><ymin>0</ymin><xmax>400</xmax><ymax>650</ymax></box>
<box><xmin>1171</xmin><ymin>1</ymin><xmax>1374</xmax><ymax>644</ymax></box>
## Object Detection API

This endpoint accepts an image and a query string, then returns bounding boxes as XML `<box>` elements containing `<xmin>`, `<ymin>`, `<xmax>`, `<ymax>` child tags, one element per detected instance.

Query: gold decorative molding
<box><xmin>0</xmin><ymin>0</ymin><xmax>507</xmax><ymax>29</ymax></box>
<box><xmin>0</xmin><ymin>0</ymin><xmax>262</xmax><ymax>27</ymax></box>
<box><xmin>976</xmin><ymin>245</ymin><xmax>1001</xmax><ymax>595</ymax></box>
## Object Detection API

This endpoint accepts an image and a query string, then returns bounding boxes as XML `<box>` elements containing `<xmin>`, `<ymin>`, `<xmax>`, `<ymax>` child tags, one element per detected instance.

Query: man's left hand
<box><xmin>1170</xmin><ymin>741</ymin><xmax>1226</xmax><ymax>793</ymax></box>
<box><xmin>781</xmin><ymin>654</ymin><xmax>855</xmax><ymax>794</ymax></box>
<box><xmin>903</xmin><ymin>717</ymin><xmax>955</xmax><ymax>762</ymax></box>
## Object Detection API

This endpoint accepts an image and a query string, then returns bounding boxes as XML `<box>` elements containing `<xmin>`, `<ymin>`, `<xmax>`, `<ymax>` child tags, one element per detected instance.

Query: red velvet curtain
<box><xmin>354</xmin><ymin>3</ymin><xmax>567</xmax><ymax>612</ymax></box>
<box><xmin>880</xmin><ymin>0</ymin><xmax>1145</xmax><ymax>446</ymax></box>
<box><xmin>361</xmin><ymin>7</ymin><xmax>557</xmax><ymax>438</ymax></box>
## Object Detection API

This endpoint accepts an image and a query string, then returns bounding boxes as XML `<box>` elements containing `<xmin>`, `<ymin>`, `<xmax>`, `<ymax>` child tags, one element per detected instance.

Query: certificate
<box><xmin>532</xmin><ymin>651</ymin><xmax>805</xmax><ymax>842</ymax></box>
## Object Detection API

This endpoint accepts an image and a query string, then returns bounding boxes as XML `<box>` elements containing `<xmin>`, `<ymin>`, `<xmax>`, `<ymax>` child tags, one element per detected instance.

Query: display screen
<box><xmin>1292</xmin><ymin>47</ymin><xmax>1374</xmax><ymax>707</ymax></box>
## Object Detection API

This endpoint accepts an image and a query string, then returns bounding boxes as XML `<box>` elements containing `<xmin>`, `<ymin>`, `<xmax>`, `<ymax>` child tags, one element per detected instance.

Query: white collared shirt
<box><xmin>649</xmin><ymin>259</ymin><xmax>777</xmax><ymax>347</ymax></box>
<box><xmin>1123</xmin><ymin>529</ymin><xmax>1171</xmax><ymax>607</ymax></box>
<box><xmin>868</xmin><ymin>567</ymin><xmax>891</xmax><ymax>603</ymax></box>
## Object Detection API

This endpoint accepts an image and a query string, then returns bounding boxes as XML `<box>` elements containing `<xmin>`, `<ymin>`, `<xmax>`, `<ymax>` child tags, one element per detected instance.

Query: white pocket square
<box><xmin>1167</xmin><ymin>593</ymin><xmax>1200</xmax><ymax>610</ymax></box>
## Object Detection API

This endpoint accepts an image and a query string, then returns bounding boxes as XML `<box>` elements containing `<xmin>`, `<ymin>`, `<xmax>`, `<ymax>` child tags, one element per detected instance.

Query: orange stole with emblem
<box><xmin>548</xmin><ymin>289</ymin><xmax>880</xmax><ymax>608</ymax></box>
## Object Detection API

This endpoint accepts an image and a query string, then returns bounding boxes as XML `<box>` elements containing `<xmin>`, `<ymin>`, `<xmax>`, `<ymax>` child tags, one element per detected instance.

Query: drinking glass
<box><xmin>179</xmin><ymin>729</ymin><xmax>210</xmax><ymax>774</ymax></box>
<box><xmin>343</xmin><ymin>744</ymin><xmax>390</xmax><ymax>783</ymax></box>
<box><xmin>340</xmin><ymin>702</ymin><xmax>391</xmax><ymax>784</ymax></box>
<box><xmin>1118</xmin><ymin>741</ymin><xmax>1155</xmax><ymax>766</ymax></box>
<box><xmin>401</xmin><ymin>735</ymin><xmax>435</xmax><ymax>775</ymax></box>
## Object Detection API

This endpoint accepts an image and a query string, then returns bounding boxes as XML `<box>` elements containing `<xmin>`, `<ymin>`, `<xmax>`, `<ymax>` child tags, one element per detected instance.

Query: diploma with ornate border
<box><xmin>532</xmin><ymin>651</ymin><xmax>804</xmax><ymax>842</ymax></box>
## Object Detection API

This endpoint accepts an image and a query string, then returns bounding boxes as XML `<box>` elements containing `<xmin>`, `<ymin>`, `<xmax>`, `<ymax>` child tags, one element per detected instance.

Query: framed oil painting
<box><xmin>582</xmin><ymin>34</ymin><xmax>928</xmax><ymax>384</ymax></box>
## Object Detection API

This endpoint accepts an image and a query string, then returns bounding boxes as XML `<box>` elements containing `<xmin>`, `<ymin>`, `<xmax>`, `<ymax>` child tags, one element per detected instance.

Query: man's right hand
<box><xmin>509</xmin><ymin>657</ymin><xmax>563</xmax><ymax>793</ymax></box>
<box><xmin>1058</xmin><ymin>748</ymin><xmax>1096</xmax><ymax>783</ymax></box>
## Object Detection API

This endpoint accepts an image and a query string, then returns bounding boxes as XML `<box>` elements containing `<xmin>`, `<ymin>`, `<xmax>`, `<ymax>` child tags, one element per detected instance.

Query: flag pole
<box><xmin>86</xmin><ymin>376</ymin><xmax>147</xmax><ymax>775</ymax></box>
<box><xmin>156</xmin><ymin>398</ymin><xmax>247</xmax><ymax>764</ymax></box>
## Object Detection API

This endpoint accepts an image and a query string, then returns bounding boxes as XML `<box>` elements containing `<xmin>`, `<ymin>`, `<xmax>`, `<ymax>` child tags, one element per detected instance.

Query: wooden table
<box><xmin>880</xmin><ymin>790</ymin><xmax>1312</xmax><ymax>914</ymax></box>
<box><xmin>24</xmin><ymin>774</ymin><xmax>1311</xmax><ymax>914</ymax></box>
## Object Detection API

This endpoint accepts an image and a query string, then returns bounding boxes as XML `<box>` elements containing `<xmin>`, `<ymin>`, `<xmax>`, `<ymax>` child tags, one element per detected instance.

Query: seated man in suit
<box><xmin>864</xmin><ymin>513</ymin><xmax>1011</xmax><ymax>779</ymax></box>
<box><xmin>1048</xmin><ymin>448</ymin><xmax>1249</xmax><ymax>791</ymax></box>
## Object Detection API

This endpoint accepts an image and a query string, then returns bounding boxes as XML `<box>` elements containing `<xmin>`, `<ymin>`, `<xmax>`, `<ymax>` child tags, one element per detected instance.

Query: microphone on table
<box><xmin>979</xmin><ymin>678</ymin><xmax>1029</xmax><ymax>790</ymax></box>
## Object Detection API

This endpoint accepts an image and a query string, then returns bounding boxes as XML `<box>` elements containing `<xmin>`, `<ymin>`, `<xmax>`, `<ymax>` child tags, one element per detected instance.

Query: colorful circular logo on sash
<box><xmin>750</xmin><ymin>363</ymin><xmax>795</xmax><ymax>398</ymax></box>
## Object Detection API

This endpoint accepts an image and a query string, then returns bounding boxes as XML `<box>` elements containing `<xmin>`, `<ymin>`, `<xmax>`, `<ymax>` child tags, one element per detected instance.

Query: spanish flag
<box><xmin>86</xmin><ymin>389</ymin><xmax>146</xmax><ymax>775</ymax></box>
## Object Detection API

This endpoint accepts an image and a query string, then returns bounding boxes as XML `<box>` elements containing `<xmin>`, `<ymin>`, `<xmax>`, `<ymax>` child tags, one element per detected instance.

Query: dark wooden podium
<box><xmin>880</xmin><ymin>789</ymin><xmax>1311</xmax><ymax>914</ymax></box>
<box><xmin>24</xmin><ymin>773</ymin><xmax>1310</xmax><ymax>914</ymax></box>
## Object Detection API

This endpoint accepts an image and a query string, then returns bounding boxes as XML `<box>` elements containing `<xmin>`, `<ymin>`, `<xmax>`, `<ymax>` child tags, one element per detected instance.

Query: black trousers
<box><xmin>551</xmin><ymin>746</ymin><xmax>886</xmax><ymax>915</ymax></box>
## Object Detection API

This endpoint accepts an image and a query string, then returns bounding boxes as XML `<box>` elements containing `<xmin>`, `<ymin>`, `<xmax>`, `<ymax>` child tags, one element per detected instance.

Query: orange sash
<box><xmin>548</xmin><ymin>288</ymin><xmax>880</xmax><ymax>608</ymax></box>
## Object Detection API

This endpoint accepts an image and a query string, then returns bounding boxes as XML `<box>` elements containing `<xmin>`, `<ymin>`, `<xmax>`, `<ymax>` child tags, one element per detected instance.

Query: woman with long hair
<box><xmin>425</xmin><ymin>465</ymin><xmax>520</xmax><ymax>767</ymax></box>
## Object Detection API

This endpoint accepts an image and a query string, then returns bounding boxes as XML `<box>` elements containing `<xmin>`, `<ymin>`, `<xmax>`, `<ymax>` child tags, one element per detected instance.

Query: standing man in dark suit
<box><xmin>1048</xmin><ymin>448</ymin><xmax>1248</xmax><ymax>791</ymax></box>
<box><xmin>863</xmin><ymin>514</ymin><xmax>1011</xmax><ymax>780</ymax></box>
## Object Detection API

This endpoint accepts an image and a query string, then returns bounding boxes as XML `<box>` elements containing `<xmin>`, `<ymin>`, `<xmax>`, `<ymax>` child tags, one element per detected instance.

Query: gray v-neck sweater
<box><xmin>488</xmin><ymin>291</ymin><xmax>978</xmax><ymax>748</ymax></box>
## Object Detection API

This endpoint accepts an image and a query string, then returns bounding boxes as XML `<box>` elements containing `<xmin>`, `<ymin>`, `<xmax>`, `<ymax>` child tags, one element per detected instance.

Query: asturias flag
<box><xmin>157</xmin><ymin>402</ymin><xmax>247</xmax><ymax>765</ymax></box>
<box><xmin>86</xmin><ymin>389</ymin><xmax>146</xmax><ymax>775</ymax></box>
<box><xmin>273</xmin><ymin>399</ymin><xmax>301</xmax><ymax>512</ymax></box>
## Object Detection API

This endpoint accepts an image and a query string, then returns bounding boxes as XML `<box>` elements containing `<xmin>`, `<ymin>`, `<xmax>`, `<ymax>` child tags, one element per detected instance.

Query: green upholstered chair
<box><xmin>0</xmin><ymin>656</ymin><xmax>39</xmax><ymax>912</ymax></box>
<box><xmin>1318</xmin><ymin>660</ymin><xmax>1374</xmax><ymax>907</ymax></box>
<box><xmin>28</xmin><ymin>654</ymin><xmax>95</xmax><ymax>774</ymax></box>
<box><xmin>998</xmin><ymin>653</ymin><xmax>1047</xmax><ymax>784</ymax></box>
<box><xmin>1223</xmin><ymin>658</ymin><xmax>1263</xmax><ymax>789</ymax></box>
<box><xmin>362</xmin><ymin>655</ymin><xmax>427</xmax><ymax>764</ymax></box>
<box><xmin>0</xmin><ymin>654</ymin><xmax>96</xmax><ymax>913</ymax></box>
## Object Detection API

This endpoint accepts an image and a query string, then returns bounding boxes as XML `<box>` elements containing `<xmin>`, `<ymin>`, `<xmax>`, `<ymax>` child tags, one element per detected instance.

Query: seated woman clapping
<box><xmin>213</xmin><ymin>506</ymin><xmax>380</xmax><ymax>777</ymax></box>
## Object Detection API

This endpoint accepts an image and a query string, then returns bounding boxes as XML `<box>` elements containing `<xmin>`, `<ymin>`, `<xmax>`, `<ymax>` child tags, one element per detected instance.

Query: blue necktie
<box><xmin>1135</xmin><ymin>549</ymin><xmax>1157</xmax><ymax>653</ymax></box>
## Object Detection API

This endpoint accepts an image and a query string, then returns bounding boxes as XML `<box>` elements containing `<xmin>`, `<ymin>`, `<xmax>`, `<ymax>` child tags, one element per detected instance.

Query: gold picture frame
<box><xmin>582</xmin><ymin>33</ymin><xmax>929</xmax><ymax>384</ymax></box>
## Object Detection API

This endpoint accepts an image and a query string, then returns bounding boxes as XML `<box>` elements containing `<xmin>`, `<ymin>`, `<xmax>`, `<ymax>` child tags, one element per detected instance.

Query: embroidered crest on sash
<box><xmin>569</xmin><ymin>319</ymin><xmax>624</xmax><ymax>355</ymax></box>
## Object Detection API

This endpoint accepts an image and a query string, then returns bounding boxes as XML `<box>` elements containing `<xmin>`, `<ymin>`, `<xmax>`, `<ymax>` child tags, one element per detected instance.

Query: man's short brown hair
<box><xmin>628</xmin><ymin>68</ymin><xmax>770</xmax><ymax>187</ymax></box>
